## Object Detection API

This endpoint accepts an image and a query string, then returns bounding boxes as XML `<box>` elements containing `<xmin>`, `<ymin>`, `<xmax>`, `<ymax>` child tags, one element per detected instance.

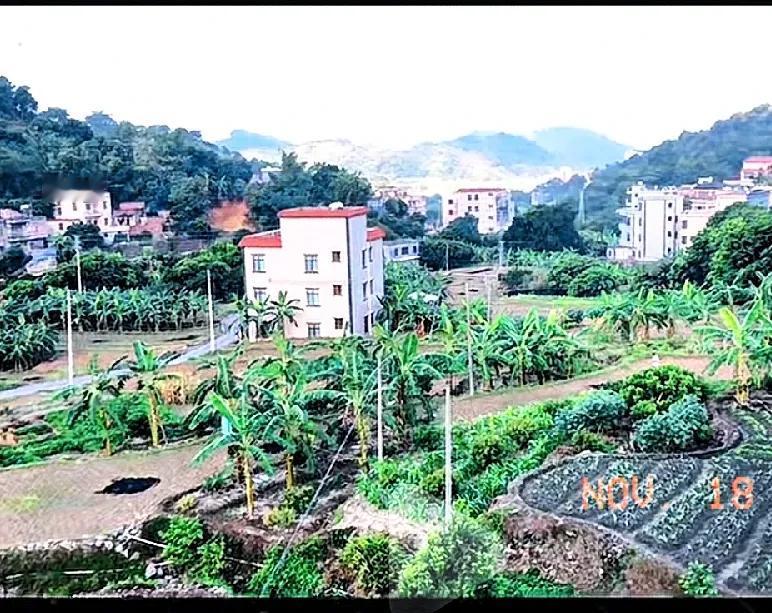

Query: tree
<box><xmin>271</xmin><ymin>291</ymin><xmax>302</xmax><ymax>338</ymax></box>
<box><xmin>64</xmin><ymin>222</ymin><xmax>105</xmax><ymax>251</ymax></box>
<box><xmin>503</xmin><ymin>201</ymin><xmax>585</xmax><ymax>252</ymax></box>
<box><xmin>335</xmin><ymin>344</ymin><xmax>379</xmax><ymax>468</ymax></box>
<box><xmin>192</xmin><ymin>392</ymin><xmax>273</xmax><ymax>518</ymax></box>
<box><xmin>420</xmin><ymin>238</ymin><xmax>477</xmax><ymax>271</ymax></box>
<box><xmin>55</xmin><ymin>356</ymin><xmax>128</xmax><ymax>456</ymax></box>
<box><xmin>124</xmin><ymin>341</ymin><xmax>180</xmax><ymax>447</ymax></box>
<box><xmin>0</xmin><ymin>245</ymin><xmax>31</xmax><ymax>280</ymax></box>
<box><xmin>439</xmin><ymin>215</ymin><xmax>481</xmax><ymax>245</ymax></box>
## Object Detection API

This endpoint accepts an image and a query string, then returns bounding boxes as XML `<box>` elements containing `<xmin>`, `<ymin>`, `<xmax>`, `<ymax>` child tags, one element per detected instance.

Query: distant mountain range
<box><xmin>216</xmin><ymin>128</ymin><xmax>630</xmax><ymax>192</ymax></box>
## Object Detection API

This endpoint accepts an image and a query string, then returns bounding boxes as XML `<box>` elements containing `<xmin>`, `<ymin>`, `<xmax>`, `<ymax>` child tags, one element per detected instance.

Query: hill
<box><xmin>443</xmin><ymin>131</ymin><xmax>555</xmax><ymax>166</ymax></box>
<box><xmin>532</xmin><ymin>127</ymin><xmax>628</xmax><ymax>170</ymax></box>
<box><xmin>215</xmin><ymin>129</ymin><xmax>290</xmax><ymax>156</ymax></box>
<box><xmin>584</xmin><ymin>105</ymin><xmax>772</xmax><ymax>228</ymax></box>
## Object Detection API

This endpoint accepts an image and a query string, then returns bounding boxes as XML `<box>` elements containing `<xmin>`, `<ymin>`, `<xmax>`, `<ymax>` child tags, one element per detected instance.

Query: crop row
<box><xmin>728</xmin><ymin>514</ymin><xmax>772</xmax><ymax>593</ymax></box>
<box><xmin>520</xmin><ymin>455</ymin><xmax>605</xmax><ymax>510</ymax></box>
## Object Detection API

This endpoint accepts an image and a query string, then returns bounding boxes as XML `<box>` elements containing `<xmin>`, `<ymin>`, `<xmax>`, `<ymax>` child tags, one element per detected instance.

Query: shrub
<box><xmin>264</xmin><ymin>505</ymin><xmax>297</xmax><ymax>528</ymax></box>
<box><xmin>283</xmin><ymin>484</ymin><xmax>314</xmax><ymax>513</ymax></box>
<box><xmin>191</xmin><ymin>536</ymin><xmax>226</xmax><ymax>586</ymax></box>
<box><xmin>631</xmin><ymin>400</ymin><xmax>658</xmax><ymax>420</ymax></box>
<box><xmin>174</xmin><ymin>494</ymin><xmax>198</xmax><ymax>514</ymax></box>
<box><xmin>570</xmin><ymin>430</ymin><xmax>616</xmax><ymax>453</ymax></box>
<box><xmin>398</xmin><ymin>515</ymin><xmax>502</xmax><ymax>597</ymax></box>
<box><xmin>678</xmin><ymin>562</ymin><xmax>718</xmax><ymax>596</ymax></box>
<box><xmin>340</xmin><ymin>533</ymin><xmax>408</xmax><ymax>596</ymax></box>
<box><xmin>474</xmin><ymin>569</ymin><xmax>575</xmax><ymax>597</ymax></box>
<box><xmin>248</xmin><ymin>537</ymin><xmax>326</xmax><ymax>597</ymax></box>
<box><xmin>161</xmin><ymin>516</ymin><xmax>205</xmax><ymax>571</ymax></box>
<box><xmin>611</xmin><ymin>366</ymin><xmax>708</xmax><ymax>413</ymax></box>
<box><xmin>202</xmin><ymin>461</ymin><xmax>235</xmax><ymax>492</ymax></box>
<box><xmin>633</xmin><ymin>395</ymin><xmax>713</xmax><ymax>453</ymax></box>
<box><xmin>567</xmin><ymin>263</ymin><xmax>626</xmax><ymax>297</ymax></box>
<box><xmin>553</xmin><ymin>390</ymin><xmax>626</xmax><ymax>435</ymax></box>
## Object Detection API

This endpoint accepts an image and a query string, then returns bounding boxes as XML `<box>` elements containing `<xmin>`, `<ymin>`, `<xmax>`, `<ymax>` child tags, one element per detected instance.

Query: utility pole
<box><xmin>486</xmin><ymin>275</ymin><xmax>492</xmax><ymax>322</ymax></box>
<box><xmin>66</xmin><ymin>289</ymin><xmax>74</xmax><ymax>385</ymax></box>
<box><xmin>377</xmin><ymin>355</ymin><xmax>384</xmax><ymax>462</ymax></box>
<box><xmin>465</xmin><ymin>282</ymin><xmax>474</xmax><ymax>396</ymax></box>
<box><xmin>207</xmin><ymin>269</ymin><xmax>216</xmax><ymax>353</ymax></box>
<box><xmin>444</xmin><ymin>385</ymin><xmax>453</xmax><ymax>529</ymax></box>
<box><xmin>498</xmin><ymin>239</ymin><xmax>504</xmax><ymax>270</ymax></box>
<box><xmin>74</xmin><ymin>236</ymin><xmax>83</xmax><ymax>293</ymax></box>
<box><xmin>445</xmin><ymin>242</ymin><xmax>449</xmax><ymax>272</ymax></box>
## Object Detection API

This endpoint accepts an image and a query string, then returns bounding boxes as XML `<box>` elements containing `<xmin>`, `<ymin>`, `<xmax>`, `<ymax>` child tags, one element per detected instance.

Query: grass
<box><xmin>0</xmin><ymin>495</ymin><xmax>41</xmax><ymax>513</ymax></box>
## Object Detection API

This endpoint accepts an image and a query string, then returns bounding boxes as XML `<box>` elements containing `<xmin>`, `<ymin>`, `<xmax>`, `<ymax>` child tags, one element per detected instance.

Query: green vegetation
<box><xmin>679</xmin><ymin>562</ymin><xmax>719</xmax><ymax>597</ymax></box>
<box><xmin>609</xmin><ymin>365</ymin><xmax>709</xmax><ymax>413</ymax></box>
<box><xmin>633</xmin><ymin>395</ymin><xmax>713</xmax><ymax>453</ymax></box>
<box><xmin>340</xmin><ymin>533</ymin><xmax>408</xmax><ymax>596</ymax></box>
<box><xmin>160</xmin><ymin>516</ymin><xmax>227</xmax><ymax>587</ymax></box>
<box><xmin>247</xmin><ymin>537</ymin><xmax>327</xmax><ymax>597</ymax></box>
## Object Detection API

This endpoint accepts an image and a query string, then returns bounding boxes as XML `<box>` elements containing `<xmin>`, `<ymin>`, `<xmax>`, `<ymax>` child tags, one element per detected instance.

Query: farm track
<box><xmin>515</xmin><ymin>403</ymin><xmax>772</xmax><ymax>594</ymax></box>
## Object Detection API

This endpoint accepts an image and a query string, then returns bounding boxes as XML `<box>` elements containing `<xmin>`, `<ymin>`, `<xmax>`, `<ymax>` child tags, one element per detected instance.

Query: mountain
<box><xmin>443</xmin><ymin>132</ymin><xmax>554</xmax><ymax>166</ymax></box>
<box><xmin>584</xmin><ymin>104</ymin><xmax>772</xmax><ymax>228</ymax></box>
<box><xmin>532</xmin><ymin>127</ymin><xmax>628</xmax><ymax>170</ymax></box>
<box><xmin>216</xmin><ymin>130</ymin><xmax>290</xmax><ymax>159</ymax></box>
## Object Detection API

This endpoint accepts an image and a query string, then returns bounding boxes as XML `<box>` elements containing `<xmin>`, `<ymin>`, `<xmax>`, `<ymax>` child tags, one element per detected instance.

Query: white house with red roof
<box><xmin>442</xmin><ymin>188</ymin><xmax>513</xmax><ymax>234</ymax></box>
<box><xmin>741</xmin><ymin>156</ymin><xmax>772</xmax><ymax>181</ymax></box>
<box><xmin>238</xmin><ymin>203</ymin><xmax>385</xmax><ymax>339</ymax></box>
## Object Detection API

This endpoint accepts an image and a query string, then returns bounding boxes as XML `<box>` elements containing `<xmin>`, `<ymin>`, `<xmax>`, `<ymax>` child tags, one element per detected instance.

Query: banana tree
<box><xmin>270</xmin><ymin>291</ymin><xmax>302</xmax><ymax>338</ymax></box>
<box><xmin>335</xmin><ymin>345</ymin><xmax>379</xmax><ymax>468</ymax></box>
<box><xmin>124</xmin><ymin>341</ymin><xmax>180</xmax><ymax>447</ymax></box>
<box><xmin>697</xmin><ymin>301</ymin><xmax>771</xmax><ymax>406</ymax></box>
<box><xmin>192</xmin><ymin>392</ymin><xmax>273</xmax><ymax>518</ymax></box>
<box><xmin>55</xmin><ymin>356</ymin><xmax>128</xmax><ymax>456</ymax></box>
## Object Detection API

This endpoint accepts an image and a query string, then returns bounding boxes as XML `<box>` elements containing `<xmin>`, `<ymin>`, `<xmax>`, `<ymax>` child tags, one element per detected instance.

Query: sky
<box><xmin>2</xmin><ymin>6</ymin><xmax>772</xmax><ymax>152</ymax></box>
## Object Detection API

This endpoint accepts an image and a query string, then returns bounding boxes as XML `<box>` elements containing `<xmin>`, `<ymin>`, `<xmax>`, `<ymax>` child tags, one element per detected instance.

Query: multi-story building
<box><xmin>370</xmin><ymin>185</ymin><xmax>428</xmax><ymax>217</ymax></box>
<box><xmin>443</xmin><ymin>188</ymin><xmax>513</xmax><ymax>234</ymax></box>
<box><xmin>50</xmin><ymin>189</ymin><xmax>114</xmax><ymax>234</ymax></box>
<box><xmin>748</xmin><ymin>187</ymin><xmax>772</xmax><ymax>210</ymax></box>
<box><xmin>0</xmin><ymin>207</ymin><xmax>51</xmax><ymax>254</ymax></box>
<box><xmin>740</xmin><ymin>156</ymin><xmax>772</xmax><ymax>181</ymax></box>
<box><xmin>608</xmin><ymin>182</ymin><xmax>748</xmax><ymax>263</ymax></box>
<box><xmin>113</xmin><ymin>202</ymin><xmax>146</xmax><ymax>228</ymax></box>
<box><xmin>238</xmin><ymin>203</ymin><xmax>385</xmax><ymax>339</ymax></box>
<box><xmin>383</xmin><ymin>238</ymin><xmax>421</xmax><ymax>265</ymax></box>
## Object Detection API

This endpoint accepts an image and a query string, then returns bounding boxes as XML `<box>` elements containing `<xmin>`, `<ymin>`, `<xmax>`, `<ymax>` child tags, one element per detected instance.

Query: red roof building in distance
<box><xmin>741</xmin><ymin>156</ymin><xmax>772</xmax><ymax>181</ymax></box>
<box><xmin>277</xmin><ymin>205</ymin><xmax>369</xmax><ymax>219</ymax></box>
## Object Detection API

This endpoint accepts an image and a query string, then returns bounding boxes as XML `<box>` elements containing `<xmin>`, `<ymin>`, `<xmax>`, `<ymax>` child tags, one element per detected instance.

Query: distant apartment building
<box><xmin>0</xmin><ymin>207</ymin><xmax>52</xmax><ymax>253</ymax></box>
<box><xmin>608</xmin><ymin>181</ymin><xmax>747</xmax><ymax>263</ymax></box>
<box><xmin>238</xmin><ymin>203</ymin><xmax>385</xmax><ymax>339</ymax></box>
<box><xmin>740</xmin><ymin>156</ymin><xmax>772</xmax><ymax>181</ymax></box>
<box><xmin>383</xmin><ymin>238</ymin><xmax>421</xmax><ymax>265</ymax></box>
<box><xmin>113</xmin><ymin>202</ymin><xmax>146</xmax><ymax>228</ymax></box>
<box><xmin>443</xmin><ymin>188</ymin><xmax>514</xmax><ymax>234</ymax></box>
<box><xmin>370</xmin><ymin>185</ymin><xmax>428</xmax><ymax>217</ymax></box>
<box><xmin>50</xmin><ymin>189</ymin><xmax>113</xmax><ymax>234</ymax></box>
<box><xmin>747</xmin><ymin>187</ymin><xmax>772</xmax><ymax>209</ymax></box>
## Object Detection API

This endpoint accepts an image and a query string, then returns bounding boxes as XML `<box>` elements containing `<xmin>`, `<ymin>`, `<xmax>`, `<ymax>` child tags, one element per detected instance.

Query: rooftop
<box><xmin>744</xmin><ymin>156</ymin><xmax>772</xmax><ymax>163</ymax></box>
<box><xmin>238</xmin><ymin>225</ymin><xmax>386</xmax><ymax>249</ymax></box>
<box><xmin>455</xmin><ymin>188</ymin><xmax>508</xmax><ymax>193</ymax></box>
<box><xmin>277</xmin><ymin>205</ymin><xmax>368</xmax><ymax>219</ymax></box>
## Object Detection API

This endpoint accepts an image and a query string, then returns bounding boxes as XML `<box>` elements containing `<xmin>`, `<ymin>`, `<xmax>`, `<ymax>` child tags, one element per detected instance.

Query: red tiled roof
<box><xmin>744</xmin><ymin>156</ymin><xmax>772</xmax><ymax>163</ymax></box>
<box><xmin>367</xmin><ymin>227</ymin><xmax>387</xmax><ymax>241</ymax></box>
<box><xmin>455</xmin><ymin>188</ymin><xmax>508</xmax><ymax>193</ymax></box>
<box><xmin>128</xmin><ymin>217</ymin><xmax>166</xmax><ymax>237</ymax></box>
<box><xmin>278</xmin><ymin>206</ymin><xmax>368</xmax><ymax>219</ymax></box>
<box><xmin>118</xmin><ymin>202</ymin><xmax>145</xmax><ymax>212</ymax></box>
<box><xmin>238</xmin><ymin>232</ymin><xmax>282</xmax><ymax>248</ymax></box>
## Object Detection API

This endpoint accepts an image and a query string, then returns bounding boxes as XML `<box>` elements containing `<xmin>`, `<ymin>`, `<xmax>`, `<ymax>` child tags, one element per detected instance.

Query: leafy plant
<box><xmin>264</xmin><ymin>505</ymin><xmax>297</xmax><ymax>529</ymax></box>
<box><xmin>679</xmin><ymin>562</ymin><xmax>719</xmax><ymax>596</ymax></box>
<box><xmin>160</xmin><ymin>516</ymin><xmax>205</xmax><ymax>571</ymax></box>
<box><xmin>474</xmin><ymin>569</ymin><xmax>575</xmax><ymax>597</ymax></box>
<box><xmin>553</xmin><ymin>390</ymin><xmax>627</xmax><ymax>435</ymax></box>
<box><xmin>248</xmin><ymin>537</ymin><xmax>327</xmax><ymax>597</ymax></box>
<box><xmin>633</xmin><ymin>395</ymin><xmax>713</xmax><ymax>452</ymax></box>
<box><xmin>340</xmin><ymin>533</ymin><xmax>408</xmax><ymax>596</ymax></box>
<box><xmin>611</xmin><ymin>365</ymin><xmax>709</xmax><ymax>413</ymax></box>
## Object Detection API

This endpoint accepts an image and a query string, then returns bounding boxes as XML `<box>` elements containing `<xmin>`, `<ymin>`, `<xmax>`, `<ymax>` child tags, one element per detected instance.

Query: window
<box><xmin>368</xmin><ymin>246</ymin><xmax>373</xmax><ymax>262</ymax></box>
<box><xmin>362</xmin><ymin>282</ymin><xmax>367</xmax><ymax>300</ymax></box>
<box><xmin>401</xmin><ymin>246</ymin><xmax>409</xmax><ymax>255</ymax></box>
<box><xmin>667</xmin><ymin>202</ymin><xmax>673</xmax><ymax>209</ymax></box>
<box><xmin>667</xmin><ymin>247</ymin><xmax>672</xmax><ymax>255</ymax></box>
<box><xmin>332</xmin><ymin>250</ymin><xmax>341</xmax><ymax>263</ymax></box>
<box><xmin>304</xmin><ymin>254</ymin><xmax>318</xmax><ymax>273</ymax></box>
<box><xmin>369</xmin><ymin>280</ymin><xmax>374</xmax><ymax>294</ymax></box>
<box><xmin>638</xmin><ymin>219</ymin><xmax>642</xmax><ymax>226</ymax></box>
<box><xmin>85</xmin><ymin>203</ymin><xmax>91</xmax><ymax>211</ymax></box>
<box><xmin>467</xmin><ymin>194</ymin><xmax>473</xmax><ymax>201</ymax></box>
<box><xmin>334</xmin><ymin>318</ymin><xmax>344</xmax><ymax>330</ymax></box>
<box><xmin>363</xmin><ymin>315</ymin><xmax>370</xmax><ymax>334</ymax></box>
<box><xmin>307</xmin><ymin>323</ymin><xmax>321</xmax><ymax>338</ymax></box>
<box><xmin>103</xmin><ymin>218</ymin><xmax>108</xmax><ymax>225</ymax></box>
<box><xmin>682</xmin><ymin>236</ymin><xmax>688</xmax><ymax>244</ymax></box>
<box><xmin>448</xmin><ymin>209</ymin><xmax>454</xmax><ymax>216</ymax></box>
<box><xmin>667</xmin><ymin>216</ymin><xmax>672</xmax><ymax>221</ymax></box>
<box><xmin>682</xmin><ymin>220</ymin><xmax>688</xmax><ymax>229</ymax></box>
<box><xmin>58</xmin><ymin>222</ymin><xmax>64</xmax><ymax>231</ymax></box>
<box><xmin>412</xmin><ymin>245</ymin><xmax>417</xmax><ymax>254</ymax></box>
<box><xmin>448</xmin><ymin>199</ymin><xmax>454</xmax><ymax>205</ymax></box>
<box><xmin>333</xmin><ymin>284</ymin><xmax>342</xmax><ymax>296</ymax></box>
<box><xmin>72</xmin><ymin>202</ymin><xmax>78</xmax><ymax>212</ymax></box>
<box><xmin>667</xmin><ymin>231</ymin><xmax>672</xmax><ymax>237</ymax></box>
<box><xmin>488</xmin><ymin>215</ymin><xmax>494</xmax><ymax>220</ymax></box>
<box><xmin>254</xmin><ymin>287</ymin><xmax>268</xmax><ymax>301</ymax></box>
<box><xmin>306</xmin><ymin>288</ymin><xmax>320</xmax><ymax>306</ymax></box>
<box><xmin>103</xmin><ymin>202</ymin><xmax>108</xmax><ymax>210</ymax></box>
<box><xmin>474</xmin><ymin>194</ymin><xmax>479</xmax><ymax>201</ymax></box>
<box><xmin>361</xmin><ymin>249</ymin><xmax>367</xmax><ymax>269</ymax></box>
<box><xmin>252</xmin><ymin>254</ymin><xmax>266</xmax><ymax>272</ymax></box>
<box><xmin>393</xmin><ymin>248</ymin><xmax>398</xmax><ymax>256</ymax></box>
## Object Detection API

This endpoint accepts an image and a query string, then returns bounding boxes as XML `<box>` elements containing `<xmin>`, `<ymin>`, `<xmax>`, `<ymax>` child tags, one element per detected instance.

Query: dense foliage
<box><xmin>679</xmin><ymin>562</ymin><xmax>719</xmax><ymax>597</ymax></box>
<box><xmin>610</xmin><ymin>366</ymin><xmax>709</xmax><ymax>414</ymax></box>
<box><xmin>633</xmin><ymin>395</ymin><xmax>713</xmax><ymax>453</ymax></box>
<box><xmin>503</xmin><ymin>201</ymin><xmax>585</xmax><ymax>252</ymax></box>
<box><xmin>339</xmin><ymin>533</ymin><xmax>408</xmax><ymax>596</ymax></box>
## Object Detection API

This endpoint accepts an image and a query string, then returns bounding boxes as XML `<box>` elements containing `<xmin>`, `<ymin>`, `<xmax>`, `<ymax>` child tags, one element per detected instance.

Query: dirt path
<box><xmin>453</xmin><ymin>356</ymin><xmax>733</xmax><ymax>422</ymax></box>
<box><xmin>0</xmin><ymin>442</ymin><xmax>224</xmax><ymax>548</ymax></box>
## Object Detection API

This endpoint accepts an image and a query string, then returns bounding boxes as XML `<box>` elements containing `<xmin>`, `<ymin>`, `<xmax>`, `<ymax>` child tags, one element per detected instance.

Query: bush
<box><xmin>678</xmin><ymin>562</ymin><xmax>718</xmax><ymax>596</ymax></box>
<box><xmin>553</xmin><ymin>391</ymin><xmax>627</xmax><ymax>436</ymax></box>
<box><xmin>474</xmin><ymin>569</ymin><xmax>575</xmax><ymax>597</ymax></box>
<box><xmin>340</xmin><ymin>534</ymin><xmax>408</xmax><ymax>596</ymax></box>
<box><xmin>191</xmin><ymin>536</ymin><xmax>226</xmax><ymax>586</ymax></box>
<box><xmin>161</xmin><ymin>516</ymin><xmax>205</xmax><ymax>571</ymax></box>
<box><xmin>570</xmin><ymin>430</ymin><xmax>616</xmax><ymax>453</ymax></box>
<box><xmin>631</xmin><ymin>400</ymin><xmax>658</xmax><ymax>420</ymax></box>
<box><xmin>248</xmin><ymin>537</ymin><xmax>326</xmax><ymax>597</ymax></box>
<box><xmin>611</xmin><ymin>365</ymin><xmax>708</xmax><ymax>413</ymax></box>
<box><xmin>398</xmin><ymin>515</ymin><xmax>502</xmax><ymax>597</ymax></box>
<box><xmin>634</xmin><ymin>395</ymin><xmax>713</xmax><ymax>453</ymax></box>
<box><xmin>567</xmin><ymin>263</ymin><xmax>627</xmax><ymax>297</ymax></box>
<box><xmin>264</xmin><ymin>505</ymin><xmax>297</xmax><ymax>528</ymax></box>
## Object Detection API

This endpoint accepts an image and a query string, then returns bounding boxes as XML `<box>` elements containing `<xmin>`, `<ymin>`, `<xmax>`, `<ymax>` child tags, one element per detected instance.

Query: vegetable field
<box><xmin>518</xmin><ymin>406</ymin><xmax>772</xmax><ymax>594</ymax></box>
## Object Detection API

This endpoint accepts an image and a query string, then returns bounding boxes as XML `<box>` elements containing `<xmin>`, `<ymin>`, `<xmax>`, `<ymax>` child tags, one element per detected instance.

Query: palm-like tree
<box><xmin>236</xmin><ymin>295</ymin><xmax>277</xmax><ymax>341</ymax></box>
<box><xmin>187</xmin><ymin>345</ymin><xmax>245</xmax><ymax>429</ymax></box>
<box><xmin>698</xmin><ymin>301</ymin><xmax>772</xmax><ymax>406</ymax></box>
<box><xmin>270</xmin><ymin>291</ymin><xmax>302</xmax><ymax>338</ymax></box>
<box><xmin>429</xmin><ymin>305</ymin><xmax>467</xmax><ymax>391</ymax></box>
<box><xmin>335</xmin><ymin>345</ymin><xmax>379</xmax><ymax>467</ymax></box>
<box><xmin>55</xmin><ymin>356</ymin><xmax>128</xmax><ymax>456</ymax></box>
<box><xmin>192</xmin><ymin>392</ymin><xmax>273</xmax><ymax>518</ymax></box>
<box><xmin>124</xmin><ymin>341</ymin><xmax>180</xmax><ymax>447</ymax></box>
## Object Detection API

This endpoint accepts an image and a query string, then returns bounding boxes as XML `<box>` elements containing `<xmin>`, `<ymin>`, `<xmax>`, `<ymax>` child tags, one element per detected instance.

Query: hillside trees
<box><xmin>503</xmin><ymin>201</ymin><xmax>585</xmax><ymax>252</ymax></box>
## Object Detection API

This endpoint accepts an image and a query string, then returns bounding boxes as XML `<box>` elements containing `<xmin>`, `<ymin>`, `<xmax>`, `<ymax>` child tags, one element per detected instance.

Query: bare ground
<box><xmin>0</xmin><ymin>442</ymin><xmax>223</xmax><ymax>548</ymax></box>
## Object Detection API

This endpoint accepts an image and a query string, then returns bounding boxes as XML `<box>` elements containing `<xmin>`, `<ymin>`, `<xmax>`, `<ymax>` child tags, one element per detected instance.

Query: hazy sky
<box><xmin>2</xmin><ymin>6</ymin><xmax>771</xmax><ymax>151</ymax></box>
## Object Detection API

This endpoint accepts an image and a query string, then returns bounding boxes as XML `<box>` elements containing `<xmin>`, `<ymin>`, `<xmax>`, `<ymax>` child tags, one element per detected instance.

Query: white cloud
<box><xmin>1</xmin><ymin>6</ymin><xmax>771</xmax><ymax>150</ymax></box>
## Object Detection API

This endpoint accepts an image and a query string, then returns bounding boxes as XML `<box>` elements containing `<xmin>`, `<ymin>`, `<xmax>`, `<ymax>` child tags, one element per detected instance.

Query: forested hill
<box><xmin>0</xmin><ymin>76</ymin><xmax>254</xmax><ymax>232</ymax></box>
<box><xmin>584</xmin><ymin>104</ymin><xmax>772</xmax><ymax>229</ymax></box>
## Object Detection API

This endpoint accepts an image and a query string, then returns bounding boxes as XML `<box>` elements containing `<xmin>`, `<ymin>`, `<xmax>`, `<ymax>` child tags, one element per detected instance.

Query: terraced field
<box><xmin>518</xmin><ymin>404</ymin><xmax>772</xmax><ymax>594</ymax></box>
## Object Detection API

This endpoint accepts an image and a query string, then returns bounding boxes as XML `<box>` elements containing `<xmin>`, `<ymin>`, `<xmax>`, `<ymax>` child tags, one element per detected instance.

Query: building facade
<box><xmin>238</xmin><ymin>204</ymin><xmax>385</xmax><ymax>339</ymax></box>
<box><xmin>608</xmin><ymin>181</ymin><xmax>748</xmax><ymax>263</ymax></box>
<box><xmin>443</xmin><ymin>188</ymin><xmax>513</xmax><ymax>234</ymax></box>
<box><xmin>50</xmin><ymin>190</ymin><xmax>114</xmax><ymax>234</ymax></box>
<box><xmin>370</xmin><ymin>185</ymin><xmax>428</xmax><ymax>217</ymax></box>
<box><xmin>741</xmin><ymin>156</ymin><xmax>772</xmax><ymax>181</ymax></box>
<box><xmin>0</xmin><ymin>207</ymin><xmax>51</xmax><ymax>253</ymax></box>
<box><xmin>383</xmin><ymin>238</ymin><xmax>421</xmax><ymax>265</ymax></box>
